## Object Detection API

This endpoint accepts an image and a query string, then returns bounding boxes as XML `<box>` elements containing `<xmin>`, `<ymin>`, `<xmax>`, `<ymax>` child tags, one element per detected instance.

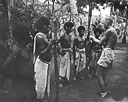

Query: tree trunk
<box><xmin>122</xmin><ymin>21</ymin><xmax>127</xmax><ymax>43</ymax></box>
<box><xmin>1</xmin><ymin>0</ymin><xmax>8</xmax><ymax>16</ymax></box>
<box><xmin>87</xmin><ymin>1</ymin><xmax>92</xmax><ymax>39</ymax></box>
<box><xmin>69</xmin><ymin>0</ymin><xmax>80</xmax><ymax>36</ymax></box>
<box><xmin>7</xmin><ymin>0</ymin><xmax>14</xmax><ymax>49</ymax></box>
<box><xmin>122</xmin><ymin>34</ymin><xmax>126</xmax><ymax>43</ymax></box>
<box><xmin>52</xmin><ymin>1</ymin><xmax>59</xmax><ymax>102</ymax></box>
<box><xmin>54</xmin><ymin>20</ymin><xmax>59</xmax><ymax>102</ymax></box>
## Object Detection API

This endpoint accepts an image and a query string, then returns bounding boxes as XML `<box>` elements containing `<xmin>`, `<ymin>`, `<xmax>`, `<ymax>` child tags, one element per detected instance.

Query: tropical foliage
<box><xmin>0</xmin><ymin>0</ymin><xmax>128</xmax><ymax>39</ymax></box>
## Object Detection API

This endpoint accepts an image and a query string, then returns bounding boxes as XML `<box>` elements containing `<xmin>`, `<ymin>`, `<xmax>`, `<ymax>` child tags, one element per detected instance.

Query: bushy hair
<box><xmin>12</xmin><ymin>23</ymin><xmax>31</xmax><ymax>44</ymax></box>
<box><xmin>36</xmin><ymin>16</ymin><xmax>50</xmax><ymax>31</ymax></box>
<box><xmin>106</xmin><ymin>17</ymin><xmax>113</xmax><ymax>26</ymax></box>
<box><xmin>64</xmin><ymin>22</ymin><xmax>74</xmax><ymax>30</ymax></box>
<box><xmin>77</xmin><ymin>26</ymin><xmax>85</xmax><ymax>33</ymax></box>
<box><xmin>94</xmin><ymin>26</ymin><xmax>105</xmax><ymax>36</ymax></box>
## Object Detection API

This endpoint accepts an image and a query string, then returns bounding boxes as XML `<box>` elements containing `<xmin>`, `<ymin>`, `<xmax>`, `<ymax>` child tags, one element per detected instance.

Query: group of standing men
<box><xmin>0</xmin><ymin>15</ymin><xmax>117</xmax><ymax>102</ymax></box>
<box><xmin>33</xmin><ymin>16</ymin><xmax>117</xmax><ymax>101</ymax></box>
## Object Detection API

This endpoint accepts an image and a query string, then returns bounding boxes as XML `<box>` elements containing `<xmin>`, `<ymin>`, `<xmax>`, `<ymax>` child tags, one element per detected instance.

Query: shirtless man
<box><xmin>88</xmin><ymin>27</ymin><xmax>104</xmax><ymax>78</ymax></box>
<box><xmin>33</xmin><ymin>16</ymin><xmax>56</xmax><ymax>100</ymax></box>
<box><xmin>73</xmin><ymin>26</ymin><xmax>87</xmax><ymax>80</ymax></box>
<box><xmin>58</xmin><ymin>22</ymin><xmax>74</xmax><ymax>87</ymax></box>
<box><xmin>1</xmin><ymin>23</ymin><xmax>36</xmax><ymax>101</ymax></box>
<box><xmin>90</xmin><ymin>17</ymin><xmax>117</xmax><ymax>97</ymax></box>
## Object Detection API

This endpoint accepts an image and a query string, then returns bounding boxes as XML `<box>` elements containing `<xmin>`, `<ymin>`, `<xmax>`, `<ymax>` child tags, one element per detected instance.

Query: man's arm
<box><xmin>40</xmin><ymin>40</ymin><xmax>53</xmax><ymax>54</ymax></box>
<box><xmin>73</xmin><ymin>38</ymin><xmax>76</xmax><ymax>63</ymax></box>
<box><xmin>40</xmin><ymin>37</ymin><xmax>57</xmax><ymax>54</ymax></box>
<box><xmin>1</xmin><ymin>45</ymin><xmax>19</xmax><ymax>72</ymax></box>
<box><xmin>34</xmin><ymin>35</ymin><xmax>45</xmax><ymax>57</ymax></box>
<box><xmin>0</xmin><ymin>39</ymin><xmax>8</xmax><ymax>49</ymax></box>
<box><xmin>35</xmin><ymin>35</ymin><xmax>53</xmax><ymax>54</ymax></box>
<box><xmin>90</xmin><ymin>30</ymin><xmax>110</xmax><ymax>45</ymax></box>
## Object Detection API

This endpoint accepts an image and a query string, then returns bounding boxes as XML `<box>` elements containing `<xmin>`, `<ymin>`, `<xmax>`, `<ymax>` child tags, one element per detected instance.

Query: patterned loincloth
<box><xmin>97</xmin><ymin>48</ymin><xmax>114</xmax><ymax>68</ymax></box>
<box><xmin>75</xmin><ymin>48</ymin><xmax>86</xmax><ymax>74</ymax></box>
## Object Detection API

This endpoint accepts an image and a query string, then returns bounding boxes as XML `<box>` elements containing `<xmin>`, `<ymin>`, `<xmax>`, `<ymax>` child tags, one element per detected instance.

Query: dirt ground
<box><xmin>0</xmin><ymin>40</ymin><xmax>128</xmax><ymax>102</ymax></box>
<box><xmin>49</xmin><ymin>43</ymin><xmax>128</xmax><ymax>102</ymax></box>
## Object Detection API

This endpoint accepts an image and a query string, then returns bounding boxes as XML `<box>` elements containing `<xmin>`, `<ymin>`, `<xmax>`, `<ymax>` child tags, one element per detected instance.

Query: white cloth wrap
<box><xmin>34</xmin><ymin>56</ymin><xmax>50</xmax><ymax>99</ymax></box>
<box><xmin>97</xmin><ymin>48</ymin><xmax>114</xmax><ymax>68</ymax></box>
<box><xmin>59</xmin><ymin>52</ymin><xmax>70</xmax><ymax>80</ymax></box>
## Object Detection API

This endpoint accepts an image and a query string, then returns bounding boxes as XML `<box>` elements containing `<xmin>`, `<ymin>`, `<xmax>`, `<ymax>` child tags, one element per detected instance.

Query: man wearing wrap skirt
<box><xmin>33</xmin><ymin>16</ymin><xmax>56</xmax><ymax>100</ymax></box>
<box><xmin>58</xmin><ymin>22</ymin><xmax>74</xmax><ymax>88</ymax></box>
<box><xmin>88</xmin><ymin>27</ymin><xmax>104</xmax><ymax>78</ymax></box>
<box><xmin>90</xmin><ymin>17</ymin><xmax>117</xmax><ymax>98</ymax></box>
<box><xmin>73</xmin><ymin>26</ymin><xmax>87</xmax><ymax>80</ymax></box>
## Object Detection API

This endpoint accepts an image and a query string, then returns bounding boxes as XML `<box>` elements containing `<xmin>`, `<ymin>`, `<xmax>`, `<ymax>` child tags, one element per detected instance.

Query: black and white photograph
<box><xmin>0</xmin><ymin>0</ymin><xmax>128</xmax><ymax>102</ymax></box>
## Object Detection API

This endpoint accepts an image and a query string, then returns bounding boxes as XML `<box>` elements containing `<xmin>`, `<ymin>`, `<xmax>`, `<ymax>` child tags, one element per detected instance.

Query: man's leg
<box><xmin>88</xmin><ymin>53</ymin><xmax>95</xmax><ymax>78</ymax></box>
<box><xmin>96</xmin><ymin>65</ymin><xmax>108</xmax><ymax>97</ymax></box>
<box><xmin>88</xmin><ymin>66</ymin><xmax>94</xmax><ymax>78</ymax></box>
<box><xmin>73</xmin><ymin>55</ymin><xmax>81</xmax><ymax>81</ymax></box>
<box><xmin>59</xmin><ymin>55</ymin><xmax>66</xmax><ymax>87</ymax></box>
<box><xmin>73</xmin><ymin>65</ymin><xmax>77</xmax><ymax>81</ymax></box>
<box><xmin>103</xmin><ymin>64</ymin><xmax>111</xmax><ymax>92</ymax></box>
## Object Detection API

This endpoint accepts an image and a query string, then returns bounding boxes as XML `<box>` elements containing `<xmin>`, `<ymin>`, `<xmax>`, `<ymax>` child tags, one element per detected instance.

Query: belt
<box><xmin>62</xmin><ymin>48</ymin><xmax>72</xmax><ymax>52</ymax></box>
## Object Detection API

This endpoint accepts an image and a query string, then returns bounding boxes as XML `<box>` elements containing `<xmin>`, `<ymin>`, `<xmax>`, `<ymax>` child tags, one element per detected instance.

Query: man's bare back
<box><xmin>104</xmin><ymin>27</ymin><xmax>117</xmax><ymax>50</ymax></box>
